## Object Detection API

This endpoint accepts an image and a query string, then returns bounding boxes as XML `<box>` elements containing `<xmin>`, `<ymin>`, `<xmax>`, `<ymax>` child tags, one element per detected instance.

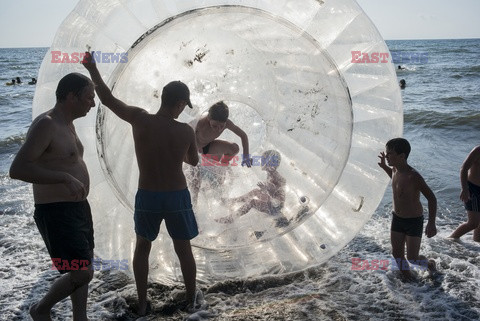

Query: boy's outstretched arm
<box><xmin>82</xmin><ymin>51</ymin><xmax>145</xmax><ymax>124</ymax></box>
<box><xmin>226</xmin><ymin>120</ymin><xmax>251</xmax><ymax>167</ymax></box>
<box><xmin>417</xmin><ymin>174</ymin><xmax>437</xmax><ymax>238</ymax></box>
<box><xmin>378</xmin><ymin>152</ymin><xmax>392</xmax><ymax>178</ymax></box>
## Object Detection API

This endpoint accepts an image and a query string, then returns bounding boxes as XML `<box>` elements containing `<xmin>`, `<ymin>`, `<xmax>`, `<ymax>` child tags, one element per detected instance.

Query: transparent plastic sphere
<box><xmin>33</xmin><ymin>0</ymin><xmax>402</xmax><ymax>284</ymax></box>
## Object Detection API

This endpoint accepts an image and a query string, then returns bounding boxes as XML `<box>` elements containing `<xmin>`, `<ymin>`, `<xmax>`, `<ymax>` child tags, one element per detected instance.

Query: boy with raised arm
<box><xmin>378</xmin><ymin>138</ymin><xmax>437</xmax><ymax>280</ymax></box>
<box><xmin>449</xmin><ymin>145</ymin><xmax>480</xmax><ymax>242</ymax></box>
<box><xmin>83</xmin><ymin>52</ymin><xmax>200</xmax><ymax>315</ymax></box>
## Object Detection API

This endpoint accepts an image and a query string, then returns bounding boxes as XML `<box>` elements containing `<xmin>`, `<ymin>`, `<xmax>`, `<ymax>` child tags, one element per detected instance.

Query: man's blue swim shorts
<box><xmin>134</xmin><ymin>188</ymin><xmax>199</xmax><ymax>241</ymax></box>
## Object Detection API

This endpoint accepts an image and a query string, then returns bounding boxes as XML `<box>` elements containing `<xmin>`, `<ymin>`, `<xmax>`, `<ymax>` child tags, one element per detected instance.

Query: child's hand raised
<box><xmin>378</xmin><ymin>152</ymin><xmax>387</xmax><ymax>168</ymax></box>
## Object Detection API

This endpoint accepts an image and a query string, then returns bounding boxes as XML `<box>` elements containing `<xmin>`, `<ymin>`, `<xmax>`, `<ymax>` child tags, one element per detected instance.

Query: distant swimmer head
<box><xmin>399</xmin><ymin>79</ymin><xmax>406</xmax><ymax>89</ymax></box>
<box><xmin>16</xmin><ymin>77</ymin><xmax>22</xmax><ymax>83</ymax></box>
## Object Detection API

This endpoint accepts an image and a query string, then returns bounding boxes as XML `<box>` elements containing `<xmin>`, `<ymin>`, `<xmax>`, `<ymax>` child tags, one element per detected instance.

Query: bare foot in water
<box><xmin>137</xmin><ymin>300</ymin><xmax>151</xmax><ymax>316</ymax></box>
<box><xmin>400</xmin><ymin>269</ymin><xmax>417</xmax><ymax>282</ymax></box>
<box><xmin>427</xmin><ymin>259</ymin><xmax>437</xmax><ymax>276</ymax></box>
<box><xmin>137</xmin><ymin>301</ymin><xmax>147</xmax><ymax>316</ymax></box>
<box><xmin>29</xmin><ymin>303</ymin><xmax>52</xmax><ymax>321</ymax></box>
<box><xmin>446</xmin><ymin>236</ymin><xmax>462</xmax><ymax>243</ymax></box>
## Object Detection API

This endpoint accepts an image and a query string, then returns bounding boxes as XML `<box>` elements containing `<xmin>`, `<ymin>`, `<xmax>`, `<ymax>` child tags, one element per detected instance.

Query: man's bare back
<box><xmin>82</xmin><ymin>52</ymin><xmax>200</xmax><ymax>313</ymax></box>
<box><xmin>132</xmin><ymin>113</ymin><xmax>197</xmax><ymax>191</ymax></box>
<box><xmin>465</xmin><ymin>146</ymin><xmax>480</xmax><ymax>186</ymax></box>
<box><xmin>450</xmin><ymin>145</ymin><xmax>480</xmax><ymax>241</ymax></box>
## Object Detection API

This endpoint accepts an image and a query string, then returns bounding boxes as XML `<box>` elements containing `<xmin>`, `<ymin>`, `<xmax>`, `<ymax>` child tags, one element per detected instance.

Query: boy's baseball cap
<box><xmin>162</xmin><ymin>80</ymin><xmax>193</xmax><ymax>108</ymax></box>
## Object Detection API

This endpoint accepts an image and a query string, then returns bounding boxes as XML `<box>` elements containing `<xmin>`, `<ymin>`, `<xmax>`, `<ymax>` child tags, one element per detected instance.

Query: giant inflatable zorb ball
<box><xmin>33</xmin><ymin>0</ymin><xmax>402</xmax><ymax>283</ymax></box>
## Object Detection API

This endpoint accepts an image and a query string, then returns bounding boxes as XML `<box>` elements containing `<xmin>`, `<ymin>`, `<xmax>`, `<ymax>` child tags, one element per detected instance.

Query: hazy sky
<box><xmin>1</xmin><ymin>0</ymin><xmax>479</xmax><ymax>48</ymax></box>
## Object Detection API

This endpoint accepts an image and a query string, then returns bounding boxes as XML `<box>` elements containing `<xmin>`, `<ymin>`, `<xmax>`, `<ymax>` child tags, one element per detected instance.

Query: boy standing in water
<box><xmin>449</xmin><ymin>145</ymin><xmax>480</xmax><ymax>242</ymax></box>
<box><xmin>378</xmin><ymin>138</ymin><xmax>437</xmax><ymax>280</ymax></box>
<box><xmin>191</xmin><ymin>101</ymin><xmax>251</xmax><ymax>203</ymax></box>
<box><xmin>83</xmin><ymin>52</ymin><xmax>200</xmax><ymax>315</ymax></box>
<box><xmin>10</xmin><ymin>73</ymin><xmax>96</xmax><ymax>321</ymax></box>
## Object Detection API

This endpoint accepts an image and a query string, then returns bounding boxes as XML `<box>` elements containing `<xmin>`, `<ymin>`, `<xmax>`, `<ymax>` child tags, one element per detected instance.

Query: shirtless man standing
<box><xmin>10</xmin><ymin>73</ymin><xmax>96</xmax><ymax>321</ymax></box>
<box><xmin>82</xmin><ymin>52</ymin><xmax>200</xmax><ymax>315</ymax></box>
<box><xmin>378</xmin><ymin>138</ymin><xmax>437</xmax><ymax>280</ymax></box>
<box><xmin>449</xmin><ymin>145</ymin><xmax>480</xmax><ymax>242</ymax></box>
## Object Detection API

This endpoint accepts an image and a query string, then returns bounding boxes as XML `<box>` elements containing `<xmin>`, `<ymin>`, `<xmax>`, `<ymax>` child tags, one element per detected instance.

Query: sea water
<box><xmin>0</xmin><ymin>39</ymin><xmax>479</xmax><ymax>320</ymax></box>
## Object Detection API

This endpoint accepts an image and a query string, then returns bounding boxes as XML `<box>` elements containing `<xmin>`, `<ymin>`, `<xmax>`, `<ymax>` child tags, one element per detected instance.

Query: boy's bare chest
<box><xmin>392</xmin><ymin>174</ymin><xmax>416</xmax><ymax>199</ymax></box>
<box><xmin>196</xmin><ymin>122</ymin><xmax>223</xmax><ymax>141</ymax></box>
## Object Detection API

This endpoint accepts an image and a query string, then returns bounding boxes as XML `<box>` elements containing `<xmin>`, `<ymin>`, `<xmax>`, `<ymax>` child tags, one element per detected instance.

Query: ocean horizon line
<box><xmin>1</xmin><ymin>37</ymin><xmax>480</xmax><ymax>50</ymax></box>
